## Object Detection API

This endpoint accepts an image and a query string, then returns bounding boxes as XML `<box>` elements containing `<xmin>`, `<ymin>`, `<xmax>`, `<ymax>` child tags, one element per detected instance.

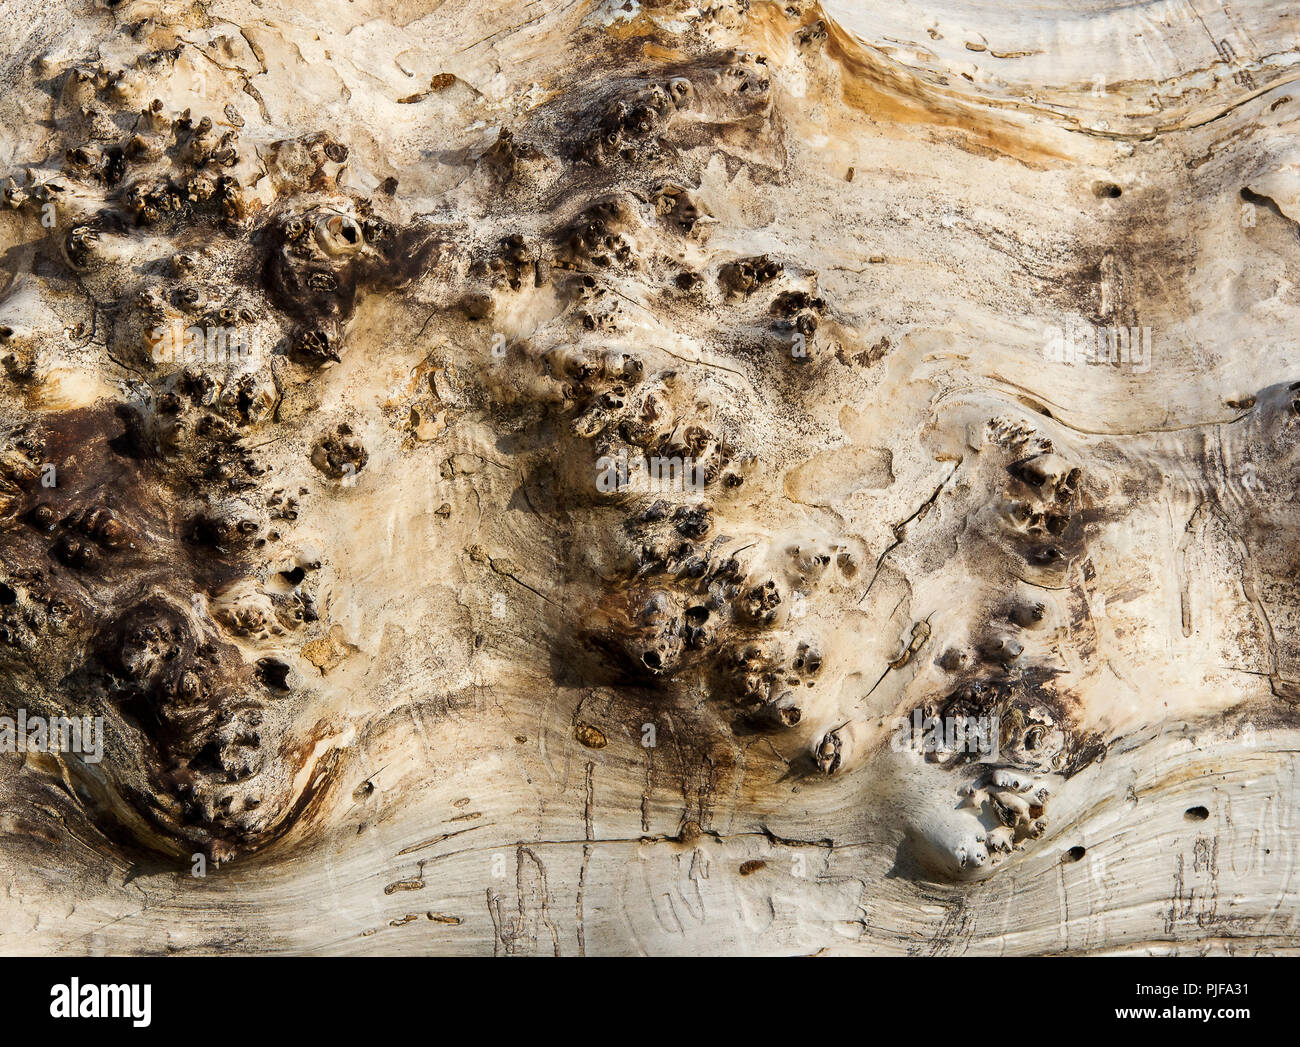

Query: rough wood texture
<box><xmin>0</xmin><ymin>0</ymin><xmax>1298</xmax><ymax>955</ymax></box>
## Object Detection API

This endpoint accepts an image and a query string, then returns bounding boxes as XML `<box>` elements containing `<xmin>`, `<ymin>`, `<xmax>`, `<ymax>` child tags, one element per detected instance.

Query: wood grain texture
<box><xmin>0</xmin><ymin>0</ymin><xmax>1298</xmax><ymax>955</ymax></box>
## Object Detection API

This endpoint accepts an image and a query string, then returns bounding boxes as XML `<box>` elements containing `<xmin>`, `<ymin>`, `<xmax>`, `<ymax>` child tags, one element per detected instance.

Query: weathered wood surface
<box><xmin>0</xmin><ymin>0</ymin><xmax>1298</xmax><ymax>954</ymax></box>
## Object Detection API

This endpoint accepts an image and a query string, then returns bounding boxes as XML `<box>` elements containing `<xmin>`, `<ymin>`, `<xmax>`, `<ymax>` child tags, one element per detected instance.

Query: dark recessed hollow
<box><xmin>1065</xmin><ymin>845</ymin><xmax>1086</xmax><ymax>862</ymax></box>
<box><xmin>257</xmin><ymin>658</ymin><xmax>292</xmax><ymax>691</ymax></box>
<box><xmin>1185</xmin><ymin>805</ymin><xmax>1210</xmax><ymax>822</ymax></box>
